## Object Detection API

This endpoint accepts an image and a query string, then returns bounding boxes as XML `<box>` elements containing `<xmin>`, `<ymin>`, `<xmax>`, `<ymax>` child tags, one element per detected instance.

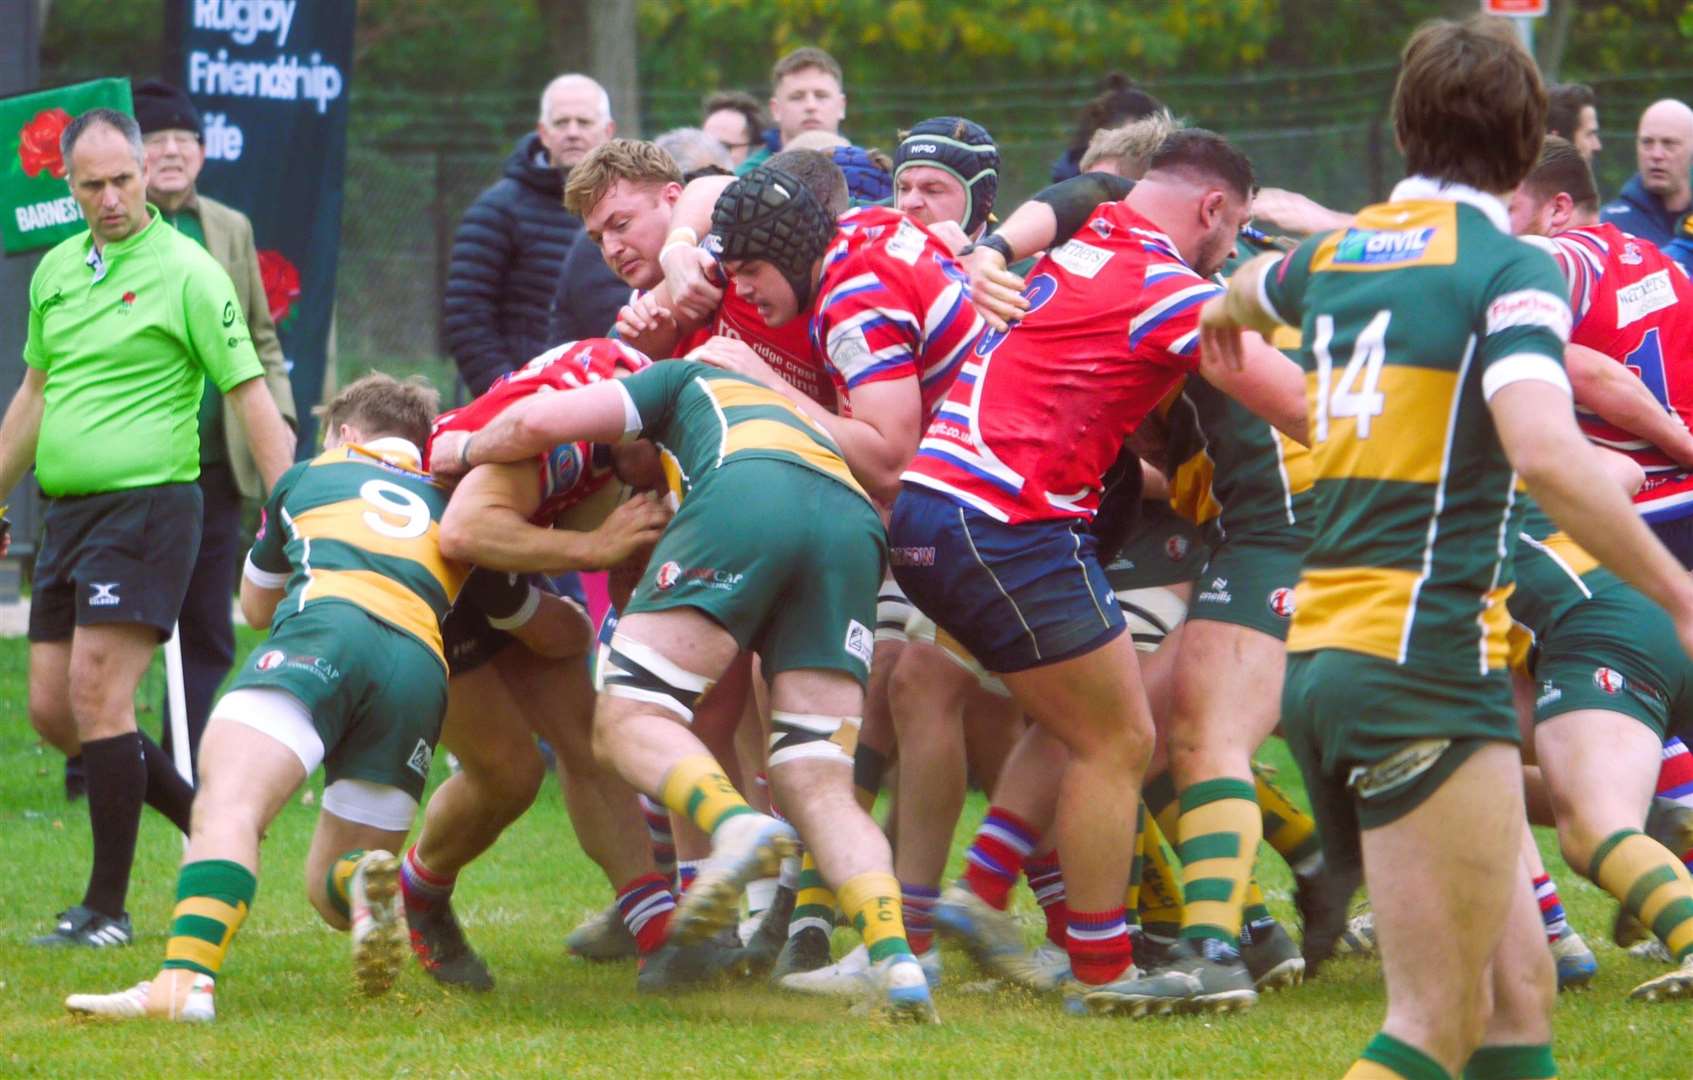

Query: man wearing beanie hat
<box><xmin>892</xmin><ymin>117</ymin><xmax>999</xmax><ymax>249</ymax></box>
<box><xmin>134</xmin><ymin>78</ymin><xmax>297</xmax><ymax>771</ymax></box>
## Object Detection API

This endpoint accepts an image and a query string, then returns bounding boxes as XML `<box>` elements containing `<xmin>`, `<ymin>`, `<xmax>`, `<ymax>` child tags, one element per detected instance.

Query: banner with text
<box><xmin>170</xmin><ymin>0</ymin><xmax>355</xmax><ymax>454</ymax></box>
<box><xmin>0</xmin><ymin>79</ymin><xmax>134</xmax><ymax>255</ymax></box>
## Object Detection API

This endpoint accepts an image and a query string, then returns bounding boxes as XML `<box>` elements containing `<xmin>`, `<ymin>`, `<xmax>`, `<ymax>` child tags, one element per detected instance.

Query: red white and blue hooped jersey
<box><xmin>426</xmin><ymin>338</ymin><xmax>651</xmax><ymax>524</ymax></box>
<box><xmin>678</xmin><ymin>288</ymin><xmax>836</xmax><ymax>411</ymax></box>
<box><xmin>903</xmin><ymin>202</ymin><xmax>1217</xmax><ymax>524</ymax></box>
<box><xmin>809</xmin><ymin>206</ymin><xmax>984</xmax><ymax>421</ymax></box>
<box><xmin>1535</xmin><ymin>223</ymin><xmax>1693</xmax><ymax>521</ymax></box>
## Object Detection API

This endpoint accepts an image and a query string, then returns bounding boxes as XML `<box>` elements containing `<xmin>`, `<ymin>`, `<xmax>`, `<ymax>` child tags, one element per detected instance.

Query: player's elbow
<box><xmin>437</xmin><ymin>507</ymin><xmax>482</xmax><ymax>563</ymax></box>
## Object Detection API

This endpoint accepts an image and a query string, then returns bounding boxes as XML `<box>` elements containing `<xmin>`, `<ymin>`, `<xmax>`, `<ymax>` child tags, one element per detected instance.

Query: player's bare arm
<box><xmin>1565</xmin><ymin>342</ymin><xmax>1693</xmax><ymax>468</ymax></box>
<box><xmin>438</xmin><ymin>459</ymin><xmax>668</xmax><ymax>574</ymax></box>
<box><xmin>657</xmin><ymin>175</ymin><xmax>736</xmax><ymax>320</ymax></box>
<box><xmin>1197</xmin><ymin>331</ymin><xmax>1311</xmax><ymax>445</ymax></box>
<box><xmin>0</xmin><ymin>366</ymin><xmax>47</xmax><ymax>500</ymax></box>
<box><xmin>1198</xmin><ymin>254</ymin><xmax>1289</xmax><ymax>370</ymax></box>
<box><xmin>433</xmin><ymin>381</ymin><xmax>630</xmax><ymax>479</ymax></box>
<box><xmin>1491</xmin><ymin>379</ymin><xmax>1693</xmax><ymax>649</ymax></box>
<box><xmin>237</xmin><ymin>575</ymin><xmax>284</xmax><ymax>631</ymax></box>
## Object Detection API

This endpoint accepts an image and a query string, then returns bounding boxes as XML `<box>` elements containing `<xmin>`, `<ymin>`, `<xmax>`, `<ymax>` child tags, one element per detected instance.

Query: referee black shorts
<box><xmin>28</xmin><ymin>482</ymin><xmax>202</xmax><ymax>643</ymax></box>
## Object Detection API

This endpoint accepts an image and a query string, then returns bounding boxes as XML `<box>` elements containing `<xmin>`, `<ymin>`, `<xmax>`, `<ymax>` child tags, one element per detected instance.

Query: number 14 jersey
<box><xmin>1257</xmin><ymin>179</ymin><xmax>1570</xmax><ymax>677</ymax></box>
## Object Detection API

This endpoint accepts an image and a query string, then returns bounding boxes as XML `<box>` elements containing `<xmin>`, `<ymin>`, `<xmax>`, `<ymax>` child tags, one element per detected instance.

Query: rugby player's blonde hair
<box><xmin>563</xmin><ymin>139</ymin><xmax>683</xmax><ymax>218</ymax></box>
<box><xmin>1079</xmin><ymin>109</ymin><xmax>1180</xmax><ymax>180</ymax></box>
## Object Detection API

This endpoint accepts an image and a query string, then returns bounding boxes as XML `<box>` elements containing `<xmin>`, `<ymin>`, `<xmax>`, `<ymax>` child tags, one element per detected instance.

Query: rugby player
<box><xmin>430</xmin><ymin>357</ymin><xmax>939</xmax><ymax>1021</ymax></box>
<box><xmin>1201</xmin><ymin>17</ymin><xmax>1693</xmax><ymax>1076</ymax></box>
<box><xmin>413</xmin><ymin>338</ymin><xmax>705</xmax><ymax>990</ymax></box>
<box><xmin>66</xmin><ymin>374</ymin><xmax>468</xmax><ymax>1021</ymax></box>
<box><xmin>889</xmin><ymin>128</ymin><xmax>1307</xmax><ymax>1017</ymax></box>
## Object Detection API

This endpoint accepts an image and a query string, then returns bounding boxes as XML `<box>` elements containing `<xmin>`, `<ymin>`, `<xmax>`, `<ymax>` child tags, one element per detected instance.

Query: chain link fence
<box><xmin>337</xmin><ymin>64</ymin><xmax>1693</xmax><ymax>392</ymax></box>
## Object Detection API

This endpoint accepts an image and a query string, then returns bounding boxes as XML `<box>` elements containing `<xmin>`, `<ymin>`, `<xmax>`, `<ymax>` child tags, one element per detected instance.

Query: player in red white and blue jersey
<box><xmin>1511</xmin><ymin>138</ymin><xmax>1693</xmax><ymax>565</ymax></box>
<box><xmin>690</xmin><ymin>163</ymin><xmax>983</xmax><ymax>505</ymax></box>
<box><xmin>888</xmin><ymin>130</ymin><xmax>1307</xmax><ymax>1017</ymax></box>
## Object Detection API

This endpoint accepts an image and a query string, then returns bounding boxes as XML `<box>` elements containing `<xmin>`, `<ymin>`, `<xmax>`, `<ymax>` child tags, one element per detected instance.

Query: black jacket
<box><xmin>443</xmin><ymin>133</ymin><xmax>582</xmax><ymax>394</ymax></box>
<box><xmin>547</xmin><ymin>229</ymin><xmax>630</xmax><ymax>347</ymax></box>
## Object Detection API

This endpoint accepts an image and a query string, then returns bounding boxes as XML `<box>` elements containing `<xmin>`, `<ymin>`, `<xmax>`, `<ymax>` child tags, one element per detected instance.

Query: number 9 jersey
<box><xmin>1257</xmin><ymin>180</ymin><xmax>1571</xmax><ymax>677</ymax></box>
<box><xmin>245</xmin><ymin>438</ymin><xmax>470</xmax><ymax>670</ymax></box>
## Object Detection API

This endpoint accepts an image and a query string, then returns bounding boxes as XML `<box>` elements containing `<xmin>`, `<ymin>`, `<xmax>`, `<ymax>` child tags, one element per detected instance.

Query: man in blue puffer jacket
<box><xmin>444</xmin><ymin>74</ymin><xmax>614</xmax><ymax>395</ymax></box>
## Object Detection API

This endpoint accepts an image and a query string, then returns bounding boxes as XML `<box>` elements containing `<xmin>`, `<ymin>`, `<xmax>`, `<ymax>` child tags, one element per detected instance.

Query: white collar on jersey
<box><xmin>359</xmin><ymin>436</ymin><xmax>423</xmax><ymax>466</ymax></box>
<box><xmin>1389</xmin><ymin>175</ymin><xmax>1510</xmax><ymax>234</ymax></box>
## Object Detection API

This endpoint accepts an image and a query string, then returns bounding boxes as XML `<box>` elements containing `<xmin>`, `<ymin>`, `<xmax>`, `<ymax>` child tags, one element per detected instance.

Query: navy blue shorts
<box><xmin>887</xmin><ymin>485</ymin><xmax>1125</xmax><ymax>674</ymax></box>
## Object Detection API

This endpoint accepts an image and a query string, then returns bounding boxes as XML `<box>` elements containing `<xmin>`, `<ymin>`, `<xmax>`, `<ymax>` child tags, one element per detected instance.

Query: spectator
<box><xmin>132</xmin><ymin>79</ymin><xmax>298</xmax><ymax>771</ymax></box>
<box><xmin>1601</xmin><ymin>98</ymin><xmax>1693</xmax><ymax>259</ymax></box>
<box><xmin>1547</xmin><ymin>82</ymin><xmax>1602</xmax><ymax>163</ymax></box>
<box><xmin>1051</xmin><ymin>73</ymin><xmax>1164</xmax><ymax>183</ymax></box>
<box><xmin>738</xmin><ymin>46</ymin><xmax>848</xmax><ymax>177</ymax></box>
<box><xmin>702</xmin><ymin>91</ymin><xmax>768</xmax><ymax>169</ymax></box>
<box><xmin>654</xmin><ymin>127</ymin><xmax>734</xmax><ymax>179</ymax></box>
<box><xmin>444</xmin><ymin>74</ymin><xmax>613</xmax><ymax>394</ymax></box>
<box><xmin>3</xmin><ymin>109</ymin><xmax>293</xmax><ymax>948</ymax></box>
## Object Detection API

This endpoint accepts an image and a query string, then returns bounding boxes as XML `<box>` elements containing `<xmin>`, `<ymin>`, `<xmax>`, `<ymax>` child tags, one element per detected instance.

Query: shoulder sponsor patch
<box><xmin>1049</xmin><ymin>239</ymin><xmax>1113</xmax><ymax>279</ymax></box>
<box><xmin>1615</xmin><ymin>269</ymin><xmax>1677</xmax><ymax>329</ymax></box>
<box><xmin>886</xmin><ymin>221</ymin><xmax>927</xmax><ymax>266</ymax></box>
<box><xmin>1330</xmin><ymin>226</ymin><xmax>1435</xmax><ymax>266</ymax></box>
<box><xmin>1486</xmin><ymin>289</ymin><xmax>1572</xmax><ymax>339</ymax></box>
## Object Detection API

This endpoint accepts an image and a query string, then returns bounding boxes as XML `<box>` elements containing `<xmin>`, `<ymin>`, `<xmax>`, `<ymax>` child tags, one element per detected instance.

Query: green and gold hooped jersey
<box><xmin>615</xmin><ymin>360</ymin><xmax>871</xmax><ymax>506</ymax></box>
<box><xmin>1259</xmin><ymin>180</ymin><xmax>1571</xmax><ymax>677</ymax></box>
<box><xmin>1166</xmin><ymin>373</ymin><xmax>1315</xmax><ymax>550</ymax></box>
<box><xmin>247</xmin><ymin>440</ymin><xmax>469</xmax><ymax>667</ymax></box>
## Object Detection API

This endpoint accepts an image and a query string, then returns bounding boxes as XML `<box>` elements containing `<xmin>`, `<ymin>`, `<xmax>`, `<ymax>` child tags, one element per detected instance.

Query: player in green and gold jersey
<box><xmin>432</xmin><ymin>358</ymin><xmax>938</xmax><ymax>1022</ymax></box>
<box><xmin>1201</xmin><ymin>16</ymin><xmax>1693</xmax><ymax>1080</ymax></box>
<box><xmin>65</xmin><ymin>374</ymin><xmax>468</xmax><ymax>1023</ymax></box>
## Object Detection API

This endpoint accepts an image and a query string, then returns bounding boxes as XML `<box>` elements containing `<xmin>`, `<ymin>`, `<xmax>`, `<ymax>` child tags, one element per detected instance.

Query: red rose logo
<box><xmin>257</xmin><ymin>248</ymin><xmax>302</xmax><ymax>328</ymax></box>
<box><xmin>18</xmin><ymin>107</ymin><xmax>73</xmax><ymax>179</ymax></box>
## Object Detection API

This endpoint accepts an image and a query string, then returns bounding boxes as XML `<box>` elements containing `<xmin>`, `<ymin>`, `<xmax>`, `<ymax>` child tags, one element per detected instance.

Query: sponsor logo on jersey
<box><xmin>1164</xmin><ymin>534</ymin><xmax>1190</xmax><ymax>561</ymax></box>
<box><xmin>1537</xmin><ymin>680</ymin><xmax>1563</xmax><ymax>709</ymax></box>
<box><xmin>1331</xmin><ymin>226</ymin><xmax>1435</xmax><ymax>266</ymax></box>
<box><xmin>1267</xmin><ymin>587</ymin><xmax>1296</xmax><ymax>618</ymax></box>
<box><xmin>88</xmin><ymin>582</ymin><xmax>121</xmax><ymax>606</ymax></box>
<box><xmin>1089</xmin><ymin>217</ymin><xmax>1113</xmax><ymax>241</ymax></box>
<box><xmin>1486</xmin><ymin>289</ymin><xmax>1572</xmax><ymax>337</ymax></box>
<box><xmin>1620</xmin><ymin>241</ymin><xmax>1644</xmax><ymax>266</ymax></box>
<box><xmin>886</xmin><ymin>221</ymin><xmax>927</xmax><ymax>266</ymax></box>
<box><xmin>844</xmin><ymin>619</ymin><xmax>874</xmax><ymax>664</ymax></box>
<box><xmin>655</xmin><ymin>561</ymin><xmax>682</xmax><ymax>590</ymax></box>
<box><xmin>889</xmin><ymin>545</ymin><xmax>936</xmax><ymax>567</ymax></box>
<box><xmin>1615</xmin><ymin>269</ymin><xmax>1676</xmax><ymax>329</ymax></box>
<box><xmin>256</xmin><ymin>648</ymin><xmax>286</xmax><ymax>671</ymax></box>
<box><xmin>1050</xmin><ymin>239</ymin><xmax>1113</xmax><ymax>279</ymax></box>
<box><xmin>1593</xmin><ymin>666</ymin><xmax>1626</xmax><ymax>695</ymax></box>
<box><xmin>547</xmin><ymin>443</ymin><xmax>584</xmax><ymax>497</ymax></box>
<box><xmin>407</xmin><ymin>738</ymin><xmax>434</xmax><ymax>778</ymax></box>
<box><xmin>222</xmin><ymin>301</ymin><xmax>237</xmax><ymax>327</ymax></box>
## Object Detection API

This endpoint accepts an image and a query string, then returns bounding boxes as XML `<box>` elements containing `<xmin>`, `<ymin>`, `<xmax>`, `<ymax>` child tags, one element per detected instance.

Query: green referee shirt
<box><xmin>23</xmin><ymin>206</ymin><xmax>263</xmax><ymax>496</ymax></box>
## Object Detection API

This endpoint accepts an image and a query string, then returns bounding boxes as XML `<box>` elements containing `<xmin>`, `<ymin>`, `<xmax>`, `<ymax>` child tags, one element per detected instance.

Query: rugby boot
<box><xmin>1161</xmin><ymin>938</ymin><xmax>1259</xmax><ymax>1013</ymax></box>
<box><xmin>1241</xmin><ymin>918</ymin><xmax>1306</xmax><ymax>991</ymax></box>
<box><xmin>933</xmin><ymin>880</ymin><xmax>1034</xmax><ymax>984</ymax></box>
<box><xmin>1013</xmin><ymin>942</ymin><xmax>1071</xmax><ymax>993</ymax></box>
<box><xmin>876</xmin><ymin>955</ymin><xmax>941</xmax><ymax>1023</ymax></box>
<box><xmin>1127</xmin><ymin>929</ymin><xmax>1180</xmax><ymax>974</ymax></box>
<box><xmin>565</xmin><ymin>902</ymin><xmax>638</xmax><ymax>962</ymax></box>
<box><xmin>1630</xmin><ymin>937</ymin><xmax>1674</xmax><ymax>964</ymax></box>
<box><xmin>1333</xmin><ymin>911</ymin><xmax>1378</xmax><ymax>956</ymax></box>
<box><xmin>32</xmin><ymin>905</ymin><xmax>132</xmax><ymax>949</ymax></box>
<box><xmin>66</xmin><ymin>971</ymin><xmax>215</xmax><ymax>1023</ymax></box>
<box><xmin>349</xmin><ymin>850</ymin><xmax>405</xmax><ymax>996</ymax></box>
<box><xmin>405</xmin><ymin>892</ymin><xmax>494</xmax><ymax>991</ymax></box>
<box><xmin>671</xmin><ymin>814</ymin><xmax>797</xmax><ymax>946</ymax></box>
<box><xmin>780</xmin><ymin>941</ymin><xmax>942</xmax><ymax>996</ymax></box>
<box><xmin>1063</xmin><ymin>964</ymin><xmax>1203</xmax><ymax>1018</ymax></box>
<box><xmin>1550</xmin><ymin>931</ymin><xmax>1597</xmax><ymax>991</ymax></box>
<box><xmin>1628</xmin><ymin>953</ymin><xmax>1693</xmax><ymax>1002</ymax></box>
<box><xmin>1294</xmin><ymin>859</ymin><xmax>1361</xmax><ymax>977</ymax></box>
<box><xmin>738</xmin><ymin>883</ymin><xmax>795</xmax><ymax>976</ymax></box>
<box><xmin>771</xmin><ymin>923</ymin><xmax>833</xmax><ymax>982</ymax></box>
<box><xmin>636</xmin><ymin>932</ymin><xmax>742</xmax><ymax>993</ymax></box>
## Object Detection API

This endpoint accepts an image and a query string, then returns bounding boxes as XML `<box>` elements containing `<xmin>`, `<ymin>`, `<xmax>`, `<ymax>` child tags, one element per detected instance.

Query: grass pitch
<box><xmin>0</xmin><ymin>631</ymin><xmax>1687</xmax><ymax>1077</ymax></box>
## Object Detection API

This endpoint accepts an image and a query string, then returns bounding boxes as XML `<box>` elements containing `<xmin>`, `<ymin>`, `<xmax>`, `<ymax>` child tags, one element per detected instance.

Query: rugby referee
<box><xmin>0</xmin><ymin>109</ymin><xmax>294</xmax><ymax>948</ymax></box>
